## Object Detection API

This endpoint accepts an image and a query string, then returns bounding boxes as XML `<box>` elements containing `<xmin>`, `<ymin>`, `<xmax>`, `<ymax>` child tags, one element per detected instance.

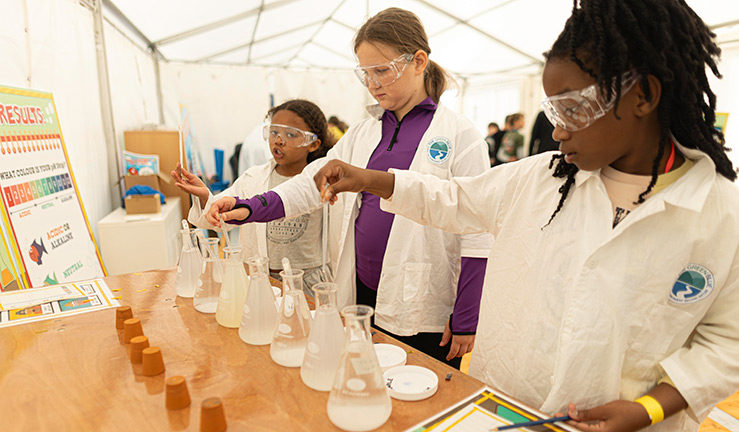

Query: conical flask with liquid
<box><xmin>174</xmin><ymin>221</ymin><xmax>201</xmax><ymax>298</ymax></box>
<box><xmin>270</xmin><ymin>267</ymin><xmax>312</xmax><ymax>367</ymax></box>
<box><xmin>239</xmin><ymin>256</ymin><xmax>278</xmax><ymax>345</ymax></box>
<box><xmin>300</xmin><ymin>282</ymin><xmax>345</xmax><ymax>391</ymax></box>
<box><xmin>215</xmin><ymin>246</ymin><xmax>248</xmax><ymax>327</ymax></box>
<box><xmin>194</xmin><ymin>237</ymin><xmax>222</xmax><ymax>313</ymax></box>
<box><xmin>327</xmin><ymin>305</ymin><xmax>391</xmax><ymax>431</ymax></box>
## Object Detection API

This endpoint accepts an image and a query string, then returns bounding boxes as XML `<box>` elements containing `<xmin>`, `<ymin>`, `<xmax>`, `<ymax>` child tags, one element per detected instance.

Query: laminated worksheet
<box><xmin>407</xmin><ymin>386</ymin><xmax>579</xmax><ymax>432</ymax></box>
<box><xmin>0</xmin><ymin>278</ymin><xmax>119</xmax><ymax>328</ymax></box>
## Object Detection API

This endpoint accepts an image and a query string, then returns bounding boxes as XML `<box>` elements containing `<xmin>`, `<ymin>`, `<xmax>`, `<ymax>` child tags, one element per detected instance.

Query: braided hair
<box><xmin>543</xmin><ymin>0</ymin><xmax>736</xmax><ymax>227</ymax></box>
<box><xmin>267</xmin><ymin>99</ymin><xmax>335</xmax><ymax>163</ymax></box>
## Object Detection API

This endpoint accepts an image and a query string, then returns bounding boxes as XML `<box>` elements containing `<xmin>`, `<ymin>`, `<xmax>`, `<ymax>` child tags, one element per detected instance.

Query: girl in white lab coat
<box><xmin>205</xmin><ymin>8</ymin><xmax>492</xmax><ymax>369</ymax></box>
<box><xmin>313</xmin><ymin>0</ymin><xmax>739</xmax><ymax>430</ymax></box>
<box><xmin>172</xmin><ymin>99</ymin><xmax>334</xmax><ymax>302</ymax></box>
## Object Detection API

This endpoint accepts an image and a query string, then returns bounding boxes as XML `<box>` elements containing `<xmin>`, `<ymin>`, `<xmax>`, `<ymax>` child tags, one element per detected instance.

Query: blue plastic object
<box><xmin>210</xmin><ymin>148</ymin><xmax>230</xmax><ymax>193</ymax></box>
<box><xmin>122</xmin><ymin>185</ymin><xmax>165</xmax><ymax>205</ymax></box>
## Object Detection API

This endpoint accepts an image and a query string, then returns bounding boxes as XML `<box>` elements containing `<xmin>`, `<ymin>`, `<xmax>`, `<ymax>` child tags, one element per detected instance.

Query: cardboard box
<box><xmin>124</xmin><ymin>195</ymin><xmax>161</xmax><ymax>214</ymax></box>
<box><xmin>123</xmin><ymin>174</ymin><xmax>163</xmax><ymax>215</ymax></box>
<box><xmin>124</xmin><ymin>130</ymin><xmax>190</xmax><ymax>219</ymax></box>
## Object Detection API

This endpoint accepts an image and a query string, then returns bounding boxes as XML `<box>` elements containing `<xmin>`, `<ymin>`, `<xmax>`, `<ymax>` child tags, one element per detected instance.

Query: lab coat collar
<box><xmin>571</xmin><ymin>136</ymin><xmax>717</xmax><ymax>212</ymax></box>
<box><xmin>364</xmin><ymin>97</ymin><xmax>438</xmax><ymax>120</ymax></box>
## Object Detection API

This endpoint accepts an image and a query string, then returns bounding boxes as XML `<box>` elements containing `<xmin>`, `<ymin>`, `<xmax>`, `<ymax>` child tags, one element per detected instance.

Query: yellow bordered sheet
<box><xmin>0</xmin><ymin>278</ymin><xmax>118</xmax><ymax>328</ymax></box>
<box><xmin>407</xmin><ymin>386</ymin><xmax>579</xmax><ymax>432</ymax></box>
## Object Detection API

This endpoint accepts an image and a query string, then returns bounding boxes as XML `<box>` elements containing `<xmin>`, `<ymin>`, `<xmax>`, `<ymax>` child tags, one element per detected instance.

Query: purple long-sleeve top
<box><xmin>230</xmin><ymin>98</ymin><xmax>486</xmax><ymax>333</ymax></box>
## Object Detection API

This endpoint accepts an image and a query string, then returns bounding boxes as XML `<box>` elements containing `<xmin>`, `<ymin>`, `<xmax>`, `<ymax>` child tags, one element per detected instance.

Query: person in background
<box><xmin>313</xmin><ymin>0</ymin><xmax>739</xmax><ymax>430</ymax></box>
<box><xmin>490</xmin><ymin>114</ymin><xmax>513</xmax><ymax>166</ymax></box>
<box><xmin>497</xmin><ymin>113</ymin><xmax>525</xmax><ymax>163</ymax></box>
<box><xmin>172</xmin><ymin>99</ymin><xmax>335</xmax><ymax>303</ymax></box>
<box><xmin>528</xmin><ymin>110</ymin><xmax>559</xmax><ymax>156</ymax></box>
<box><xmin>205</xmin><ymin>7</ymin><xmax>492</xmax><ymax>369</ymax></box>
<box><xmin>484</xmin><ymin>122</ymin><xmax>500</xmax><ymax>166</ymax></box>
<box><xmin>328</xmin><ymin>115</ymin><xmax>347</xmax><ymax>141</ymax></box>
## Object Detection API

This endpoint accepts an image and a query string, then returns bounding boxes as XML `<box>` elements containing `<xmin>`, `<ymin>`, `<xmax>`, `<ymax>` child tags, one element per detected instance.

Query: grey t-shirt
<box><xmin>267</xmin><ymin>168</ymin><xmax>323</xmax><ymax>271</ymax></box>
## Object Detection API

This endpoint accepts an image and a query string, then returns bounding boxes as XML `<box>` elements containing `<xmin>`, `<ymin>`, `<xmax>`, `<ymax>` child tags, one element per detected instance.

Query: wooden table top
<box><xmin>0</xmin><ymin>269</ymin><xmax>486</xmax><ymax>431</ymax></box>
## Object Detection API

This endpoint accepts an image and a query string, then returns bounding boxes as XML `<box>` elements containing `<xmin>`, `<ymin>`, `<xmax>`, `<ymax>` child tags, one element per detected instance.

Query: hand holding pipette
<box><xmin>204</xmin><ymin>197</ymin><xmax>249</xmax><ymax>227</ymax></box>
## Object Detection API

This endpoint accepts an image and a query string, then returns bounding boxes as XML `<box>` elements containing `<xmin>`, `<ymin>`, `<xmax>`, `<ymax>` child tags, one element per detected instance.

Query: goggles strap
<box><xmin>664</xmin><ymin>139</ymin><xmax>676</xmax><ymax>173</ymax></box>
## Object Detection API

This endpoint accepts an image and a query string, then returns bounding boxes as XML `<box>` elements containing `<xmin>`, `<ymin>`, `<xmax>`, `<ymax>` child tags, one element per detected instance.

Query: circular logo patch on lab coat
<box><xmin>669</xmin><ymin>263</ymin><xmax>714</xmax><ymax>304</ymax></box>
<box><xmin>426</xmin><ymin>137</ymin><xmax>452</xmax><ymax>164</ymax></box>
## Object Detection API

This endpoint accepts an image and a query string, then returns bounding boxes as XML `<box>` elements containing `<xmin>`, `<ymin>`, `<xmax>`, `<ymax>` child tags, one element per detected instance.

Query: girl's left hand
<box><xmin>564</xmin><ymin>401</ymin><xmax>651</xmax><ymax>432</ymax></box>
<box><xmin>440</xmin><ymin>319</ymin><xmax>475</xmax><ymax>361</ymax></box>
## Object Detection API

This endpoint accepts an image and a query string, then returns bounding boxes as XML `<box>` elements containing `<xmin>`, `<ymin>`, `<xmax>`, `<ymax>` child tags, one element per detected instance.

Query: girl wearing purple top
<box><xmin>206</xmin><ymin>8</ymin><xmax>491</xmax><ymax>369</ymax></box>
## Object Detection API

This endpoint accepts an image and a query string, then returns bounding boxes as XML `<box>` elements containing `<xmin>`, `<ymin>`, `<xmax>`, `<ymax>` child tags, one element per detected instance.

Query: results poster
<box><xmin>0</xmin><ymin>85</ymin><xmax>105</xmax><ymax>289</ymax></box>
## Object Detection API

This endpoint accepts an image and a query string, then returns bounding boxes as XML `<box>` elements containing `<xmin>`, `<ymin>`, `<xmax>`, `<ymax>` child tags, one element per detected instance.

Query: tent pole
<box><xmin>92</xmin><ymin>0</ymin><xmax>123</xmax><ymax>204</ymax></box>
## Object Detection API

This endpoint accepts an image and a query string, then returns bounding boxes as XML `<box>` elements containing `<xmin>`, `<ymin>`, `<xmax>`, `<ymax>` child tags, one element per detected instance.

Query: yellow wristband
<box><xmin>636</xmin><ymin>395</ymin><xmax>665</xmax><ymax>425</ymax></box>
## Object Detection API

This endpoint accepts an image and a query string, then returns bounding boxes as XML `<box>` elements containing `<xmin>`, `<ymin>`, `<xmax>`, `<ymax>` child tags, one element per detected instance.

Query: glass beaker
<box><xmin>215</xmin><ymin>246</ymin><xmax>248</xmax><ymax>328</ymax></box>
<box><xmin>300</xmin><ymin>282</ymin><xmax>345</xmax><ymax>391</ymax></box>
<box><xmin>174</xmin><ymin>226</ymin><xmax>201</xmax><ymax>298</ymax></box>
<box><xmin>270</xmin><ymin>269</ymin><xmax>312</xmax><ymax>367</ymax></box>
<box><xmin>327</xmin><ymin>305</ymin><xmax>391</xmax><ymax>431</ymax></box>
<box><xmin>194</xmin><ymin>238</ymin><xmax>222</xmax><ymax>313</ymax></box>
<box><xmin>239</xmin><ymin>256</ymin><xmax>278</xmax><ymax>345</ymax></box>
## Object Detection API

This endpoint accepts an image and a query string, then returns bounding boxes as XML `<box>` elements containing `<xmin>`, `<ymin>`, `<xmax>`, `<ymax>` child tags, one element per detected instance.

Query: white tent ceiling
<box><xmin>104</xmin><ymin>0</ymin><xmax>739</xmax><ymax>79</ymax></box>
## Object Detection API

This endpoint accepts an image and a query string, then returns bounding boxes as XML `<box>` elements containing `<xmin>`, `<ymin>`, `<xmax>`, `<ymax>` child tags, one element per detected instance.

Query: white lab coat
<box><xmin>382</xmin><ymin>142</ymin><xmax>739</xmax><ymax>430</ymax></box>
<box><xmin>273</xmin><ymin>104</ymin><xmax>493</xmax><ymax>336</ymax></box>
<box><xmin>188</xmin><ymin>161</ymin><xmax>274</xmax><ymax>260</ymax></box>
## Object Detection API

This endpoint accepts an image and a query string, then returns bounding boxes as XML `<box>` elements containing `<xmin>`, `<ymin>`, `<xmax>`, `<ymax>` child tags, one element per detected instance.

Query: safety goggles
<box><xmin>354</xmin><ymin>53</ymin><xmax>414</xmax><ymax>87</ymax></box>
<box><xmin>540</xmin><ymin>71</ymin><xmax>640</xmax><ymax>132</ymax></box>
<box><xmin>262</xmin><ymin>124</ymin><xmax>317</xmax><ymax>147</ymax></box>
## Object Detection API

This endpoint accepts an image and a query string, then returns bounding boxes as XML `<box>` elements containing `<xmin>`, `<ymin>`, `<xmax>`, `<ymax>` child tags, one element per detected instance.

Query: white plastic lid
<box><xmin>383</xmin><ymin>365</ymin><xmax>439</xmax><ymax>401</ymax></box>
<box><xmin>374</xmin><ymin>343</ymin><xmax>407</xmax><ymax>372</ymax></box>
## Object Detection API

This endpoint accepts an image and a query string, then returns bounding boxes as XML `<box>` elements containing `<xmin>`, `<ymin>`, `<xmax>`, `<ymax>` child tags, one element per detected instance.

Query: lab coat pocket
<box><xmin>630</xmin><ymin>304</ymin><xmax>695</xmax><ymax>355</ymax></box>
<box><xmin>402</xmin><ymin>262</ymin><xmax>432</xmax><ymax>302</ymax></box>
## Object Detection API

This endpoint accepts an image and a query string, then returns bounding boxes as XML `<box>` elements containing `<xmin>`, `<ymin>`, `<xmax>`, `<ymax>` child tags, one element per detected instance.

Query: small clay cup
<box><xmin>165</xmin><ymin>376</ymin><xmax>191</xmax><ymax>410</ymax></box>
<box><xmin>200</xmin><ymin>398</ymin><xmax>227</xmax><ymax>432</ymax></box>
<box><xmin>141</xmin><ymin>346</ymin><xmax>165</xmax><ymax>376</ymax></box>
<box><xmin>123</xmin><ymin>318</ymin><xmax>144</xmax><ymax>343</ymax></box>
<box><xmin>115</xmin><ymin>306</ymin><xmax>133</xmax><ymax>329</ymax></box>
<box><xmin>129</xmin><ymin>335</ymin><xmax>150</xmax><ymax>363</ymax></box>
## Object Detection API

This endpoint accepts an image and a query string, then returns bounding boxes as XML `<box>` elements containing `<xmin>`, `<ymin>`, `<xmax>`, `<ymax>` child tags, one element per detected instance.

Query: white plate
<box><xmin>383</xmin><ymin>365</ymin><xmax>438</xmax><ymax>401</ymax></box>
<box><xmin>374</xmin><ymin>343</ymin><xmax>407</xmax><ymax>372</ymax></box>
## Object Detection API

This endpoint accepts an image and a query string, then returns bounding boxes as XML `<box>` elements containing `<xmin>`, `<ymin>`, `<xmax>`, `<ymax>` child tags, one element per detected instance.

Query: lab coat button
<box><xmin>586</xmin><ymin>259</ymin><xmax>598</xmax><ymax>269</ymax></box>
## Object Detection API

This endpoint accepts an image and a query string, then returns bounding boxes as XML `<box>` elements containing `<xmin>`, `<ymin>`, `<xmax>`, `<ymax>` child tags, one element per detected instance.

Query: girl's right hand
<box><xmin>205</xmin><ymin>197</ymin><xmax>251</xmax><ymax>227</ymax></box>
<box><xmin>314</xmin><ymin>159</ymin><xmax>395</xmax><ymax>204</ymax></box>
<box><xmin>171</xmin><ymin>163</ymin><xmax>209</xmax><ymax>203</ymax></box>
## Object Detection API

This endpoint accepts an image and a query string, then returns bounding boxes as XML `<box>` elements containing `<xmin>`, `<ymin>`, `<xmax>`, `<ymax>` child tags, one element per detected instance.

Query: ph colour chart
<box><xmin>0</xmin><ymin>85</ymin><xmax>105</xmax><ymax>289</ymax></box>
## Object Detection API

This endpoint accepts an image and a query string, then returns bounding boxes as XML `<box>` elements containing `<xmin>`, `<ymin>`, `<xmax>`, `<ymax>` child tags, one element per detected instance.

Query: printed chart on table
<box><xmin>408</xmin><ymin>386</ymin><xmax>579</xmax><ymax>432</ymax></box>
<box><xmin>0</xmin><ymin>278</ymin><xmax>119</xmax><ymax>328</ymax></box>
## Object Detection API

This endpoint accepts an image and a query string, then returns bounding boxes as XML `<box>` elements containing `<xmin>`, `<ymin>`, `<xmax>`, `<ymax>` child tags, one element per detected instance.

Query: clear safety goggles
<box><xmin>354</xmin><ymin>53</ymin><xmax>414</xmax><ymax>87</ymax></box>
<box><xmin>540</xmin><ymin>71</ymin><xmax>640</xmax><ymax>132</ymax></box>
<box><xmin>262</xmin><ymin>124</ymin><xmax>317</xmax><ymax>147</ymax></box>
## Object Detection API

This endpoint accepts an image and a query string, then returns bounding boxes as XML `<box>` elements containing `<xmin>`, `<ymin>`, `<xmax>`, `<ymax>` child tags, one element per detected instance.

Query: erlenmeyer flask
<box><xmin>239</xmin><ymin>256</ymin><xmax>278</xmax><ymax>345</ymax></box>
<box><xmin>327</xmin><ymin>305</ymin><xmax>391</xmax><ymax>431</ymax></box>
<box><xmin>174</xmin><ymin>223</ymin><xmax>201</xmax><ymax>298</ymax></box>
<box><xmin>270</xmin><ymin>269</ymin><xmax>313</xmax><ymax>367</ymax></box>
<box><xmin>215</xmin><ymin>246</ymin><xmax>248</xmax><ymax>328</ymax></box>
<box><xmin>300</xmin><ymin>282</ymin><xmax>345</xmax><ymax>391</ymax></box>
<box><xmin>194</xmin><ymin>238</ymin><xmax>222</xmax><ymax>313</ymax></box>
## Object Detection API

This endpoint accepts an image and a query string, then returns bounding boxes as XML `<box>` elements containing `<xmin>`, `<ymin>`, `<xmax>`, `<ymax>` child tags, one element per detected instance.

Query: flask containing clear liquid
<box><xmin>174</xmin><ymin>223</ymin><xmax>201</xmax><ymax>298</ymax></box>
<box><xmin>239</xmin><ymin>256</ymin><xmax>278</xmax><ymax>345</ymax></box>
<box><xmin>215</xmin><ymin>246</ymin><xmax>248</xmax><ymax>327</ymax></box>
<box><xmin>270</xmin><ymin>268</ymin><xmax>312</xmax><ymax>367</ymax></box>
<box><xmin>327</xmin><ymin>305</ymin><xmax>391</xmax><ymax>431</ymax></box>
<box><xmin>194</xmin><ymin>237</ymin><xmax>222</xmax><ymax>313</ymax></box>
<box><xmin>300</xmin><ymin>282</ymin><xmax>344</xmax><ymax>391</ymax></box>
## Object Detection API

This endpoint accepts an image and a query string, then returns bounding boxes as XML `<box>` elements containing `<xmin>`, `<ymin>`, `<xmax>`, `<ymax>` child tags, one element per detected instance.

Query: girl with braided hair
<box><xmin>173</xmin><ymin>99</ymin><xmax>335</xmax><ymax>300</ymax></box>
<box><xmin>313</xmin><ymin>0</ymin><xmax>739</xmax><ymax>430</ymax></box>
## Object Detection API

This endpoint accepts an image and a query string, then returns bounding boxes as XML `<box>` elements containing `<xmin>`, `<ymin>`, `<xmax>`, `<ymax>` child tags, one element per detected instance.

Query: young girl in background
<box><xmin>314</xmin><ymin>0</ymin><xmax>739</xmax><ymax>430</ymax></box>
<box><xmin>172</xmin><ymin>99</ymin><xmax>334</xmax><ymax>302</ymax></box>
<box><xmin>205</xmin><ymin>7</ymin><xmax>492</xmax><ymax>369</ymax></box>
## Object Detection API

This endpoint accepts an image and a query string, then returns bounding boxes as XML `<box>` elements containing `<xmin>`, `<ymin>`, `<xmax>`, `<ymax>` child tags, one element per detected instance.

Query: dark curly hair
<box><xmin>267</xmin><ymin>99</ymin><xmax>335</xmax><ymax>163</ymax></box>
<box><xmin>543</xmin><ymin>0</ymin><xmax>736</xmax><ymax>227</ymax></box>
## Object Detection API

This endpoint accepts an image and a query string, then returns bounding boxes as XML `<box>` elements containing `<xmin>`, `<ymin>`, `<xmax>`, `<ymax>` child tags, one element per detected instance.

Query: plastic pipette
<box><xmin>218</xmin><ymin>214</ymin><xmax>231</xmax><ymax>250</ymax></box>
